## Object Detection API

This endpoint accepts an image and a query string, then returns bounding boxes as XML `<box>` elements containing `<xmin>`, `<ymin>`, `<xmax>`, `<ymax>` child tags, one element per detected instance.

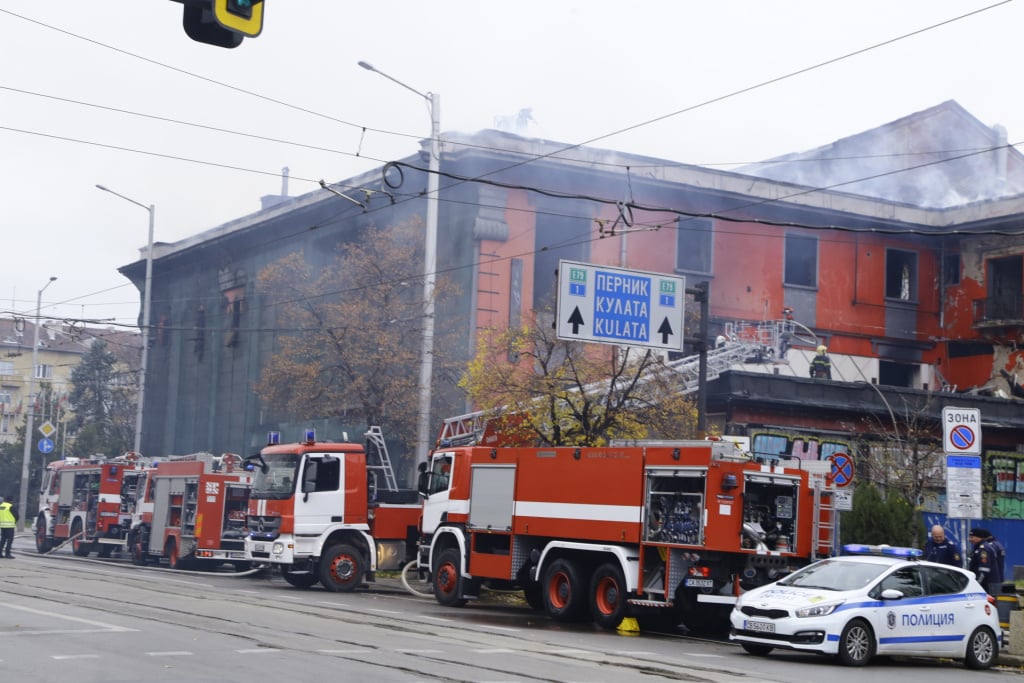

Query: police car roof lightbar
<box><xmin>842</xmin><ymin>543</ymin><xmax>923</xmax><ymax>558</ymax></box>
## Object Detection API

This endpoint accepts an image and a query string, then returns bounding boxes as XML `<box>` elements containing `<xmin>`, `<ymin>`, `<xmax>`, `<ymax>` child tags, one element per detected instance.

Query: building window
<box><xmin>675</xmin><ymin>217</ymin><xmax>713</xmax><ymax>274</ymax></box>
<box><xmin>0</xmin><ymin>413</ymin><xmax>9</xmax><ymax>434</ymax></box>
<box><xmin>0</xmin><ymin>360</ymin><xmax>13</xmax><ymax>375</ymax></box>
<box><xmin>943</xmin><ymin>252</ymin><xmax>961</xmax><ymax>287</ymax></box>
<box><xmin>784</xmin><ymin>233</ymin><xmax>817</xmax><ymax>288</ymax></box>
<box><xmin>886</xmin><ymin>249</ymin><xmax>918</xmax><ymax>302</ymax></box>
<box><xmin>34</xmin><ymin>364</ymin><xmax>53</xmax><ymax>380</ymax></box>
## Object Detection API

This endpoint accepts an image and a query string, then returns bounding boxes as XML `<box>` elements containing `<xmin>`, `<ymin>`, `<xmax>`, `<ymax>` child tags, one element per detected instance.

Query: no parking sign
<box><xmin>942</xmin><ymin>406</ymin><xmax>981</xmax><ymax>455</ymax></box>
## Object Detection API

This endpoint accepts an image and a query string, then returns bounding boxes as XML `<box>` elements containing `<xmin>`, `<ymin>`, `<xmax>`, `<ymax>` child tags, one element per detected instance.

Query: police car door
<box><xmin>871</xmin><ymin>565</ymin><xmax>938</xmax><ymax>655</ymax></box>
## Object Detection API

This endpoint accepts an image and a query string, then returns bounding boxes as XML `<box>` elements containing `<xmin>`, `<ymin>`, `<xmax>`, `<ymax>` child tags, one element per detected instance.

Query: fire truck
<box><xmin>245</xmin><ymin>427</ymin><xmax>420</xmax><ymax>592</ymax></box>
<box><xmin>128</xmin><ymin>453</ymin><xmax>252</xmax><ymax>570</ymax></box>
<box><xmin>415</xmin><ymin>441</ymin><xmax>835</xmax><ymax>633</ymax></box>
<box><xmin>34</xmin><ymin>453</ymin><xmax>150</xmax><ymax>557</ymax></box>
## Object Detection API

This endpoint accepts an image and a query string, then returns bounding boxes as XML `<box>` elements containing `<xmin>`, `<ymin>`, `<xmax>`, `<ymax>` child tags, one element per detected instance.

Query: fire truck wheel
<box><xmin>433</xmin><ymin>548</ymin><xmax>468</xmax><ymax>607</ymax></box>
<box><xmin>71</xmin><ymin>520</ymin><xmax>91</xmax><ymax>557</ymax></box>
<box><xmin>589</xmin><ymin>562</ymin><xmax>628</xmax><ymax>629</ymax></box>
<box><xmin>523</xmin><ymin>583</ymin><xmax>544</xmax><ymax>611</ymax></box>
<box><xmin>97</xmin><ymin>545</ymin><xmax>114</xmax><ymax>558</ymax></box>
<box><xmin>319</xmin><ymin>544</ymin><xmax>366</xmax><ymax>592</ymax></box>
<box><xmin>34</xmin><ymin>516</ymin><xmax>52</xmax><ymax>554</ymax></box>
<box><xmin>542</xmin><ymin>558</ymin><xmax>587</xmax><ymax>621</ymax></box>
<box><xmin>280</xmin><ymin>564</ymin><xmax>319</xmax><ymax>588</ymax></box>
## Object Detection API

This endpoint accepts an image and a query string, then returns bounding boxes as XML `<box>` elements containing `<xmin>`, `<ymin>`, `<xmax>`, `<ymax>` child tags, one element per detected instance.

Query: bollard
<box><xmin>997</xmin><ymin>581</ymin><xmax>1020</xmax><ymax>631</ymax></box>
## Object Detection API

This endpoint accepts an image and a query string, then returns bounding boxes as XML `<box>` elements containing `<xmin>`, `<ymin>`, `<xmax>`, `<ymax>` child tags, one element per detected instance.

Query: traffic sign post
<box><xmin>556</xmin><ymin>260</ymin><xmax>685</xmax><ymax>352</ymax></box>
<box><xmin>829</xmin><ymin>452</ymin><xmax>854</xmax><ymax>488</ymax></box>
<box><xmin>37</xmin><ymin>437</ymin><xmax>54</xmax><ymax>454</ymax></box>
<box><xmin>945</xmin><ymin>454</ymin><xmax>982</xmax><ymax>519</ymax></box>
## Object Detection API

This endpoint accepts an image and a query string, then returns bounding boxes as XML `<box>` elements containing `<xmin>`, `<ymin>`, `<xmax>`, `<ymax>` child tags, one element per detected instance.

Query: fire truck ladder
<box><xmin>810</xmin><ymin>473</ymin><xmax>836</xmax><ymax>557</ymax></box>
<box><xmin>364</xmin><ymin>426</ymin><xmax>399</xmax><ymax>492</ymax></box>
<box><xmin>663</xmin><ymin>340</ymin><xmax>762</xmax><ymax>395</ymax></box>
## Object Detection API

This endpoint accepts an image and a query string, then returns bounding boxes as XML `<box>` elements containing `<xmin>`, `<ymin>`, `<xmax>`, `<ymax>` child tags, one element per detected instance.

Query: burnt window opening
<box><xmin>784</xmin><ymin>233</ymin><xmax>817</xmax><ymax>288</ymax></box>
<box><xmin>885</xmin><ymin>249</ymin><xmax>918</xmax><ymax>302</ymax></box>
<box><xmin>943</xmin><ymin>252</ymin><xmax>961</xmax><ymax>287</ymax></box>
<box><xmin>675</xmin><ymin>217</ymin><xmax>713</xmax><ymax>275</ymax></box>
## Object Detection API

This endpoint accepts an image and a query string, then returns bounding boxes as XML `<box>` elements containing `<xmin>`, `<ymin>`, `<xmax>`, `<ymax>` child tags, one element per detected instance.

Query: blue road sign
<box><xmin>38</xmin><ymin>437</ymin><xmax>54</xmax><ymax>454</ymax></box>
<box><xmin>830</xmin><ymin>452</ymin><xmax>854</xmax><ymax>487</ymax></box>
<box><xmin>556</xmin><ymin>260</ymin><xmax>685</xmax><ymax>351</ymax></box>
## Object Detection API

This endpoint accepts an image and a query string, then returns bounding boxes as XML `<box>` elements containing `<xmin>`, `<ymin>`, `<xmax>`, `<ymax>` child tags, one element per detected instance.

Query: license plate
<box><xmin>685</xmin><ymin>578</ymin><xmax>714</xmax><ymax>588</ymax></box>
<box><xmin>253</xmin><ymin>543</ymin><xmax>265</xmax><ymax>552</ymax></box>
<box><xmin>745</xmin><ymin>620</ymin><xmax>775</xmax><ymax>633</ymax></box>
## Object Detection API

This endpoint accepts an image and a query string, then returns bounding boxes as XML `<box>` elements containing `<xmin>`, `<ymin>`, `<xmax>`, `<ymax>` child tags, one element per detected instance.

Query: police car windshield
<box><xmin>777</xmin><ymin>559</ymin><xmax>886</xmax><ymax>591</ymax></box>
<box><xmin>251</xmin><ymin>453</ymin><xmax>300</xmax><ymax>500</ymax></box>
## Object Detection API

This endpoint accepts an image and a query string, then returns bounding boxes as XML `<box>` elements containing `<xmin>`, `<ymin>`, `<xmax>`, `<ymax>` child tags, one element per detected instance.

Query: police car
<box><xmin>729</xmin><ymin>544</ymin><xmax>1001</xmax><ymax>668</ymax></box>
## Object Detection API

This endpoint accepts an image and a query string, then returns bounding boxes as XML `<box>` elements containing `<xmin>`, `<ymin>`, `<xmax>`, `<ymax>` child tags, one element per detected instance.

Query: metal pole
<box><xmin>96</xmin><ymin>185</ymin><xmax>154</xmax><ymax>456</ymax></box>
<box><xmin>358</xmin><ymin>62</ymin><xmax>440</xmax><ymax>467</ymax></box>
<box><xmin>17</xmin><ymin>276</ymin><xmax>56</xmax><ymax>532</ymax></box>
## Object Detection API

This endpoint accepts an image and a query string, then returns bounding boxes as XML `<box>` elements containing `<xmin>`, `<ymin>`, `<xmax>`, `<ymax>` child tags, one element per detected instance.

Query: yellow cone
<box><xmin>616</xmin><ymin>617</ymin><xmax>640</xmax><ymax>635</ymax></box>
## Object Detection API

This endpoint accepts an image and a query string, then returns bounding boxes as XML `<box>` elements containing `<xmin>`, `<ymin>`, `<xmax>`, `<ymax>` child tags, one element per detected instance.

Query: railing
<box><xmin>973</xmin><ymin>295</ymin><xmax>1024</xmax><ymax>324</ymax></box>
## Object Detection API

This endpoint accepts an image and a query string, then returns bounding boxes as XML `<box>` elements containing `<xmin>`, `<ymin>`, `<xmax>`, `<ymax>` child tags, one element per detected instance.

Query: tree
<box><xmin>460</xmin><ymin>309</ymin><xmax>699</xmax><ymax>446</ymax></box>
<box><xmin>254</xmin><ymin>218</ymin><xmax>458</xmax><ymax>457</ymax></box>
<box><xmin>68</xmin><ymin>339</ymin><xmax>135</xmax><ymax>457</ymax></box>
<box><xmin>839</xmin><ymin>481</ymin><xmax>917</xmax><ymax>547</ymax></box>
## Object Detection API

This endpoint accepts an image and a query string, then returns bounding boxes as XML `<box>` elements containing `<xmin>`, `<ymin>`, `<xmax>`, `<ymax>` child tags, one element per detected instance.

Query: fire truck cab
<box><xmin>129</xmin><ymin>453</ymin><xmax>252</xmax><ymax>570</ymax></box>
<box><xmin>35</xmin><ymin>453</ymin><xmax>150</xmax><ymax>557</ymax></box>
<box><xmin>417</xmin><ymin>442</ymin><xmax>835</xmax><ymax>633</ymax></box>
<box><xmin>245</xmin><ymin>428</ymin><xmax>420</xmax><ymax>592</ymax></box>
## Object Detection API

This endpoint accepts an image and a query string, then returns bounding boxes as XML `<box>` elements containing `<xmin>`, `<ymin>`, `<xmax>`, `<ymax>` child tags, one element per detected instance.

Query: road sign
<box><xmin>556</xmin><ymin>260</ymin><xmax>685</xmax><ymax>351</ymax></box>
<box><xmin>942</xmin><ymin>406</ymin><xmax>981</xmax><ymax>455</ymax></box>
<box><xmin>946</xmin><ymin>454</ymin><xmax>982</xmax><ymax>519</ymax></box>
<box><xmin>830</xmin><ymin>452</ymin><xmax>854</xmax><ymax>488</ymax></box>
<box><xmin>833</xmin><ymin>488</ymin><xmax>853</xmax><ymax>511</ymax></box>
<box><xmin>38</xmin><ymin>437</ymin><xmax>54</xmax><ymax>454</ymax></box>
<box><xmin>38</xmin><ymin>420</ymin><xmax>56</xmax><ymax>438</ymax></box>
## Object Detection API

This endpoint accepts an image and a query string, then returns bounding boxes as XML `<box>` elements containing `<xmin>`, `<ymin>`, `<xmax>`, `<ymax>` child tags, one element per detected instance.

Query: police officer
<box><xmin>0</xmin><ymin>496</ymin><xmax>17</xmax><ymax>558</ymax></box>
<box><xmin>810</xmin><ymin>345</ymin><xmax>832</xmax><ymax>379</ymax></box>
<box><xmin>924</xmin><ymin>524</ymin><xmax>962</xmax><ymax>567</ymax></box>
<box><xmin>968</xmin><ymin>527</ymin><xmax>1003</xmax><ymax>595</ymax></box>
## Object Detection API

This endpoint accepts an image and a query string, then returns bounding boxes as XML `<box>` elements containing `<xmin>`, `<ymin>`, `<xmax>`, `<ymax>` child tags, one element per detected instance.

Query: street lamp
<box><xmin>359</xmin><ymin>61</ymin><xmax>440</xmax><ymax>468</ymax></box>
<box><xmin>17</xmin><ymin>276</ymin><xmax>57</xmax><ymax>531</ymax></box>
<box><xmin>96</xmin><ymin>184</ymin><xmax>154</xmax><ymax>456</ymax></box>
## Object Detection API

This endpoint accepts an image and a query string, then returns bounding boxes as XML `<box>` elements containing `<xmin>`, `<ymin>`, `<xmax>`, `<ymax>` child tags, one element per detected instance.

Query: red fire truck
<box><xmin>34</xmin><ymin>453</ymin><xmax>150</xmax><ymax>557</ymax></box>
<box><xmin>128</xmin><ymin>453</ymin><xmax>252</xmax><ymax>570</ymax></box>
<box><xmin>245</xmin><ymin>427</ymin><xmax>420</xmax><ymax>592</ymax></box>
<box><xmin>415</xmin><ymin>441</ymin><xmax>835</xmax><ymax>632</ymax></box>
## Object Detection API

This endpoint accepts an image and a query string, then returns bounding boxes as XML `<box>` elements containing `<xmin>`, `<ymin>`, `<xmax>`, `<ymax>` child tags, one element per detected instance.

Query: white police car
<box><xmin>730</xmin><ymin>544</ymin><xmax>1001</xmax><ymax>668</ymax></box>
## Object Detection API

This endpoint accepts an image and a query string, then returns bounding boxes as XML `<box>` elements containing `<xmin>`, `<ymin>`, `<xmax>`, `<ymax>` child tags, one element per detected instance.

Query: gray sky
<box><xmin>2</xmin><ymin>1</ymin><xmax>1021</xmax><ymax>329</ymax></box>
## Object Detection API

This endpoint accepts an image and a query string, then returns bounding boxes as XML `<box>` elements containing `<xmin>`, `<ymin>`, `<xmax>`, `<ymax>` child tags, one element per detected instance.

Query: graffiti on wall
<box><xmin>988</xmin><ymin>450</ymin><xmax>1024</xmax><ymax>519</ymax></box>
<box><xmin>749</xmin><ymin>430</ymin><xmax>852</xmax><ymax>464</ymax></box>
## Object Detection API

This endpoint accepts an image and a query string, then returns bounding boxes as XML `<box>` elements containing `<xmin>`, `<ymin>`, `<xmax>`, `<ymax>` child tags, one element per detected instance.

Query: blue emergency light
<box><xmin>304</xmin><ymin>429</ymin><xmax>316</xmax><ymax>443</ymax></box>
<box><xmin>842</xmin><ymin>543</ymin><xmax>923</xmax><ymax>558</ymax></box>
<box><xmin>267</xmin><ymin>431</ymin><xmax>280</xmax><ymax>445</ymax></box>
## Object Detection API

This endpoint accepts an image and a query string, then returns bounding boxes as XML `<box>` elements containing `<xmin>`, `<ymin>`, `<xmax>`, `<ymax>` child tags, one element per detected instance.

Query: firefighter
<box><xmin>924</xmin><ymin>524</ymin><xmax>961</xmax><ymax>567</ymax></box>
<box><xmin>0</xmin><ymin>496</ymin><xmax>17</xmax><ymax>558</ymax></box>
<box><xmin>810</xmin><ymin>345</ymin><xmax>832</xmax><ymax>379</ymax></box>
<box><xmin>968</xmin><ymin>527</ymin><xmax>1004</xmax><ymax>596</ymax></box>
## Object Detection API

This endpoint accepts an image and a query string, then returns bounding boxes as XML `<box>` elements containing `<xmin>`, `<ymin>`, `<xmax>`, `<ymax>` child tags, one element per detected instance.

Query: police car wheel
<box><xmin>964</xmin><ymin>626</ymin><xmax>997</xmax><ymax>670</ymax></box>
<box><xmin>837</xmin><ymin>619</ymin><xmax>875</xmax><ymax>666</ymax></box>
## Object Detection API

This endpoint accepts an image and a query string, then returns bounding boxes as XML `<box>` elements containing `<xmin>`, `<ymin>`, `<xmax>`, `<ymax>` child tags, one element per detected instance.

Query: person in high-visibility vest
<box><xmin>0</xmin><ymin>496</ymin><xmax>17</xmax><ymax>558</ymax></box>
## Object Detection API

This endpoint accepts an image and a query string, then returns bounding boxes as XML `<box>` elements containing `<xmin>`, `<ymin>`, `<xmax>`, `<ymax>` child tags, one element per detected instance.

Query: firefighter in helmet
<box><xmin>810</xmin><ymin>345</ymin><xmax>832</xmax><ymax>379</ymax></box>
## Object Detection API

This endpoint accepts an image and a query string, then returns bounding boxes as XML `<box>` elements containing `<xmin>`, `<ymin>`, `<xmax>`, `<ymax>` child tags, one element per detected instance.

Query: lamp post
<box><xmin>17</xmin><ymin>276</ymin><xmax>57</xmax><ymax>531</ymax></box>
<box><xmin>96</xmin><ymin>184</ymin><xmax>154</xmax><ymax>456</ymax></box>
<box><xmin>358</xmin><ymin>61</ymin><xmax>440</xmax><ymax>467</ymax></box>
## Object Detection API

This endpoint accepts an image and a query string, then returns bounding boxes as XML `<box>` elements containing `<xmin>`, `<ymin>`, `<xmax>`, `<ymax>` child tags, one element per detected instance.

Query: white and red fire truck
<box><xmin>128</xmin><ymin>453</ymin><xmax>252</xmax><ymax>570</ymax></box>
<box><xmin>245</xmin><ymin>428</ymin><xmax>421</xmax><ymax>592</ymax></box>
<box><xmin>415</xmin><ymin>441</ymin><xmax>835</xmax><ymax>632</ymax></box>
<box><xmin>35</xmin><ymin>453</ymin><xmax>150</xmax><ymax>557</ymax></box>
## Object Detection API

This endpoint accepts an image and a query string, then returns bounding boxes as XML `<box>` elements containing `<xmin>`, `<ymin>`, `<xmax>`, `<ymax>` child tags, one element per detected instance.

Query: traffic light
<box><xmin>213</xmin><ymin>0</ymin><xmax>264</xmax><ymax>37</ymax></box>
<box><xmin>178</xmin><ymin>0</ymin><xmax>264</xmax><ymax>48</ymax></box>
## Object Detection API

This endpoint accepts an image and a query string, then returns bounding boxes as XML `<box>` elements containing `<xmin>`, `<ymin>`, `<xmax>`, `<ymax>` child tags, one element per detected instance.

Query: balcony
<box><xmin>973</xmin><ymin>295</ymin><xmax>1024</xmax><ymax>342</ymax></box>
